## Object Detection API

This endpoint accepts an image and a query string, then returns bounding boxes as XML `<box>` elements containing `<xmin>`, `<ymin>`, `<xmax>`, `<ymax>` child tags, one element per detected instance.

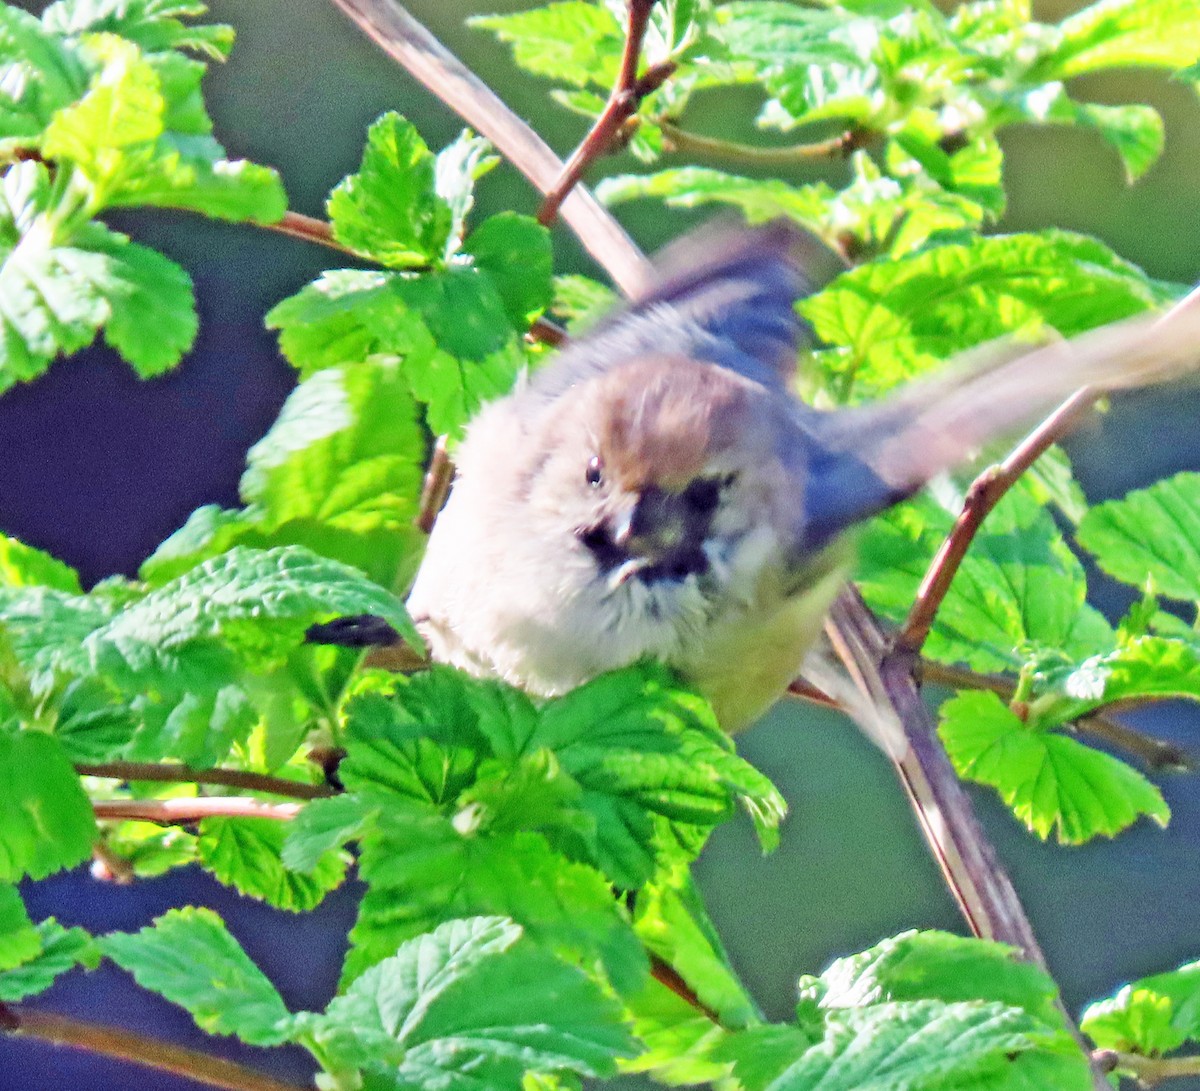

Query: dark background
<box><xmin>4</xmin><ymin>0</ymin><xmax>1200</xmax><ymax>1087</ymax></box>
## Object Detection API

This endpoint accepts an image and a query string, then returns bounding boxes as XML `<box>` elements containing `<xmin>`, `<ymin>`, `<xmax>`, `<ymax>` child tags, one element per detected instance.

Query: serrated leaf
<box><xmin>434</xmin><ymin>128</ymin><xmax>497</xmax><ymax>251</ymax></box>
<box><xmin>281</xmin><ymin>794</ymin><xmax>373</xmax><ymax>873</ymax></box>
<box><xmin>814</xmin><ymin>930</ymin><xmax>1064</xmax><ymax>1028</ymax></box>
<box><xmin>238</xmin><ymin>358</ymin><xmax>426</xmax><ymax>542</ymax></box>
<box><xmin>938</xmin><ymin>691</ymin><xmax>1169</xmax><ymax>843</ymax></box>
<box><xmin>718</xmin><ymin>999</ymin><xmax>1057</xmax><ymax>1091</ymax></box>
<box><xmin>1077</xmin><ymin>472</ymin><xmax>1200</xmax><ymax>602</ymax></box>
<box><xmin>1045</xmin><ymin>0</ymin><xmax>1200</xmax><ymax>79</ymax></box>
<box><xmin>307</xmin><ymin>916</ymin><xmax>635</xmax><ymax>1088</ymax></box>
<box><xmin>0</xmin><ymin>534</ymin><xmax>81</xmax><ymax>592</ymax></box>
<box><xmin>0</xmin><ymin>730</ymin><xmax>96</xmax><ymax>880</ymax></box>
<box><xmin>346</xmin><ymin>814</ymin><xmax>646</xmax><ymax>992</ymax></box>
<box><xmin>463</xmin><ymin>212</ymin><xmax>553</xmax><ymax>329</ymax></box>
<box><xmin>802</xmin><ymin>231</ymin><xmax>1168</xmax><ymax>397</ymax></box>
<box><xmin>0</xmin><ymin>161</ymin><xmax>197</xmax><ymax>386</ymax></box>
<box><xmin>0</xmin><ymin>7</ymin><xmax>90</xmax><ymax>143</ymax></box>
<box><xmin>41</xmin><ymin>0</ymin><xmax>235</xmax><ymax>62</ymax></box>
<box><xmin>633</xmin><ymin>862</ymin><xmax>759</xmax><ymax>1027</ymax></box>
<box><xmin>0</xmin><ymin>918</ymin><xmax>98</xmax><ymax>1001</ymax></box>
<box><xmin>265</xmin><ymin>267</ymin><xmax>528</xmax><ymax>438</ymax></box>
<box><xmin>88</xmin><ymin>545</ymin><xmax>421</xmax><ymax>676</ymax></box>
<box><xmin>198</xmin><ymin>816</ymin><xmax>348</xmax><ymax>912</ymax></box>
<box><xmin>101</xmin><ymin>906</ymin><xmax>293</xmax><ymax>1045</ymax></box>
<box><xmin>1083</xmin><ymin>959</ymin><xmax>1200</xmax><ymax>1054</ymax></box>
<box><xmin>551</xmin><ymin>274</ymin><xmax>616</xmax><ymax>332</ymax></box>
<box><xmin>470</xmin><ymin>3</ymin><xmax>625</xmax><ymax>88</ymax></box>
<box><xmin>0</xmin><ymin>883</ymin><xmax>37</xmax><ymax>972</ymax></box>
<box><xmin>328</xmin><ymin>112</ymin><xmax>451</xmax><ymax>269</ymax></box>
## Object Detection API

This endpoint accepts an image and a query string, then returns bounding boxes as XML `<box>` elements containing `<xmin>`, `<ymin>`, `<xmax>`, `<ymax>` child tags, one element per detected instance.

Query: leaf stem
<box><xmin>76</xmin><ymin>761</ymin><xmax>334</xmax><ymax>799</ymax></box>
<box><xmin>657</xmin><ymin>118</ymin><xmax>865</xmax><ymax>165</ymax></box>
<box><xmin>537</xmin><ymin>0</ymin><xmax>675</xmax><ymax>226</ymax></box>
<box><xmin>0</xmin><ymin>1004</ymin><xmax>307</xmax><ymax>1091</ymax></box>
<box><xmin>92</xmin><ymin>798</ymin><xmax>303</xmax><ymax>824</ymax></box>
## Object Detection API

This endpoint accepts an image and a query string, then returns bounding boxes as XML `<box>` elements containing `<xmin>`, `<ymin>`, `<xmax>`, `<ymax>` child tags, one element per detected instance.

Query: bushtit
<box><xmin>407</xmin><ymin>222</ymin><xmax>1199</xmax><ymax>733</ymax></box>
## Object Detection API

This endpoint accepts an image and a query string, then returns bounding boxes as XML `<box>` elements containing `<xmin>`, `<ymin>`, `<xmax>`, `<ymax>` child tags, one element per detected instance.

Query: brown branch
<box><xmin>899</xmin><ymin>389</ymin><xmax>1097</xmax><ymax>652</ymax></box>
<box><xmin>90</xmin><ymin>841</ymin><xmax>136</xmax><ymax>885</ymax></box>
<box><xmin>657</xmin><ymin>119</ymin><xmax>866</xmax><ymax>165</ymax></box>
<box><xmin>93</xmin><ymin>798</ymin><xmax>303</xmax><ymax>824</ymax></box>
<box><xmin>416</xmin><ymin>434</ymin><xmax>454</xmax><ymax>534</ymax></box>
<box><xmin>263</xmin><ymin>210</ymin><xmax>357</xmax><ymax>256</ymax></box>
<box><xmin>650</xmin><ymin>956</ymin><xmax>721</xmax><ymax>1023</ymax></box>
<box><xmin>826</xmin><ymin>587</ymin><xmax>1110</xmax><ymax>1091</ymax></box>
<box><xmin>0</xmin><ymin>1005</ymin><xmax>307</xmax><ymax>1091</ymax></box>
<box><xmin>537</xmin><ymin>0</ymin><xmax>674</xmax><ymax>225</ymax></box>
<box><xmin>76</xmin><ymin>761</ymin><xmax>334</xmax><ymax>799</ymax></box>
<box><xmin>328</xmin><ymin>0</ymin><xmax>653</xmax><ymax>295</ymax></box>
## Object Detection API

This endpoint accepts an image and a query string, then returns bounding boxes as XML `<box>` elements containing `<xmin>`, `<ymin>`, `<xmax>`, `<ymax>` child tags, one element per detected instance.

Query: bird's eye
<box><xmin>683</xmin><ymin>477</ymin><xmax>721</xmax><ymax>514</ymax></box>
<box><xmin>585</xmin><ymin>456</ymin><xmax>604</xmax><ymax>488</ymax></box>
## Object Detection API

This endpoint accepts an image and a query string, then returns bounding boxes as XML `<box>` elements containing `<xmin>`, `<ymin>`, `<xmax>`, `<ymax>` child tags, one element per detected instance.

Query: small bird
<box><xmin>406</xmin><ymin>221</ymin><xmax>1200</xmax><ymax>733</ymax></box>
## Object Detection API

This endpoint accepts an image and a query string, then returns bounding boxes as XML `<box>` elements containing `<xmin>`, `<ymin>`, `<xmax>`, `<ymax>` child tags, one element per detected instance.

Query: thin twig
<box><xmin>650</xmin><ymin>956</ymin><xmax>721</xmax><ymax>1023</ymax></box>
<box><xmin>328</xmin><ymin>0</ymin><xmax>653</xmax><ymax>294</ymax></box>
<box><xmin>90</xmin><ymin>841</ymin><xmax>136</xmax><ymax>885</ymax></box>
<box><xmin>416</xmin><ymin>435</ymin><xmax>454</xmax><ymax>533</ymax></box>
<box><xmin>657</xmin><ymin>118</ymin><xmax>865</xmax><ymax>165</ymax></box>
<box><xmin>0</xmin><ymin>1005</ymin><xmax>307</xmax><ymax>1091</ymax></box>
<box><xmin>899</xmin><ymin>389</ymin><xmax>1097</xmax><ymax>652</ymax></box>
<box><xmin>93</xmin><ymin>798</ymin><xmax>303</xmax><ymax>824</ymax></box>
<box><xmin>537</xmin><ymin>0</ymin><xmax>674</xmax><ymax>225</ymax></box>
<box><xmin>1094</xmin><ymin>1048</ymin><xmax>1200</xmax><ymax>1088</ymax></box>
<box><xmin>76</xmin><ymin>761</ymin><xmax>334</xmax><ymax>799</ymax></box>
<box><xmin>264</xmin><ymin>210</ymin><xmax>358</xmax><ymax>256</ymax></box>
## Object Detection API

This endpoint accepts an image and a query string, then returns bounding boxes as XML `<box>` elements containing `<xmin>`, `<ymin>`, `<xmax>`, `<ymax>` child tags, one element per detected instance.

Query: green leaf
<box><xmin>463</xmin><ymin>212</ymin><xmax>553</xmax><ymax>329</ymax></box>
<box><xmin>470</xmin><ymin>3</ymin><xmax>625</xmax><ymax>89</ymax></box>
<box><xmin>281</xmin><ymin>794</ymin><xmax>373</xmax><ymax>873</ymax></box>
<box><xmin>811</xmin><ymin>930</ymin><xmax>1063</xmax><ymax>1028</ymax></box>
<box><xmin>857</xmin><ymin>488</ymin><xmax>1114</xmax><ymax>674</ymax></box>
<box><xmin>41</xmin><ymin>0</ymin><xmax>235</xmax><ymax>61</ymax></box>
<box><xmin>803</xmin><ymin>231</ymin><xmax>1169</xmax><ymax>397</ymax></box>
<box><xmin>0</xmin><ymin>883</ymin><xmax>38</xmax><ymax>972</ymax></box>
<box><xmin>304</xmin><ymin>916</ymin><xmax>636</xmax><ymax>1089</ymax></box>
<box><xmin>0</xmin><ymin>162</ymin><xmax>197</xmax><ymax>387</ymax></box>
<box><xmin>0</xmin><ymin>731</ymin><xmax>96</xmax><ymax>880</ymax></box>
<box><xmin>938</xmin><ymin>691</ymin><xmax>1169</xmax><ymax>843</ymax></box>
<box><xmin>89</xmin><ymin>545</ymin><xmax>421</xmax><ymax>677</ymax></box>
<box><xmin>39</xmin><ymin>35</ymin><xmax>284</xmax><ymax>222</ymax></box>
<box><xmin>265</xmin><ymin>267</ymin><xmax>528</xmax><ymax>438</ymax></box>
<box><xmin>101</xmin><ymin>906</ymin><xmax>293</xmax><ymax>1046</ymax></box>
<box><xmin>633</xmin><ymin>861</ymin><xmax>759</xmax><ymax>1027</ymax></box>
<box><xmin>346</xmin><ymin>814</ymin><xmax>646</xmax><ymax>993</ymax></box>
<box><xmin>1074</xmin><ymin>102</ymin><xmax>1164</xmax><ymax>182</ymax></box>
<box><xmin>0</xmin><ymin>7</ymin><xmax>90</xmax><ymax>144</ymax></box>
<box><xmin>197</xmin><ymin>816</ymin><xmax>348</xmax><ymax>912</ymax></box>
<box><xmin>1046</xmin><ymin>636</ymin><xmax>1200</xmax><ymax>724</ymax></box>
<box><xmin>717</xmin><ymin>999</ymin><xmax>1062</xmax><ymax>1091</ymax></box>
<box><xmin>1082</xmin><ymin>959</ymin><xmax>1200</xmax><ymax>1055</ymax></box>
<box><xmin>433</xmin><ymin>129</ymin><xmax>498</xmax><ymax>248</ymax></box>
<box><xmin>1045</xmin><ymin>0</ymin><xmax>1200</xmax><ymax>79</ymax></box>
<box><xmin>551</xmin><ymin>274</ymin><xmax>616</xmax><ymax>332</ymax></box>
<box><xmin>0</xmin><ymin>534</ymin><xmax>81</xmax><ymax>592</ymax></box>
<box><xmin>1078</xmin><ymin>472</ymin><xmax>1200</xmax><ymax>602</ymax></box>
<box><xmin>0</xmin><ymin>918</ymin><xmax>98</xmax><ymax>1001</ymax></box>
<box><xmin>327</xmin><ymin>112</ymin><xmax>452</xmax><ymax>269</ymax></box>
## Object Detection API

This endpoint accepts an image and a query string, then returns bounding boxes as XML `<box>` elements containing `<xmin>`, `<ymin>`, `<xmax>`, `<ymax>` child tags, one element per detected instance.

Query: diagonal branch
<box><xmin>328</xmin><ymin>0</ymin><xmax>652</xmax><ymax>294</ymax></box>
<box><xmin>826</xmin><ymin>588</ymin><xmax>1110</xmax><ymax>1090</ymax></box>
<box><xmin>77</xmin><ymin>761</ymin><xmax>334</xmax><ymax>799</ymax></box>
<box><xmin>537</xmin><ymin>0</ymin><xmax>674</xmax><ymax>225</ymax></box>
<box><xmin>93</xmin><ymin>798</ymin><xmax>302</xmax><ymax>824</ymax></box>
<box><xmin>0</xmin><ymin>1005</ymin><xmax>306</xmax><ymax>1091</ymax></box>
